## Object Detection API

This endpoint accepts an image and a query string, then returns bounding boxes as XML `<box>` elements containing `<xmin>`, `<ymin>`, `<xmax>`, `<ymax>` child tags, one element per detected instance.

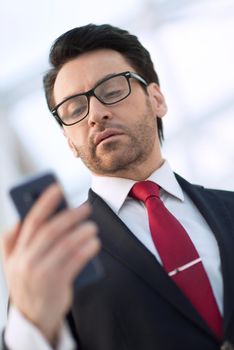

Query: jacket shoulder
<box><xmin>175</xmin><ymin>173</ymin><xmax>234</xmax><ymax>209</ymax></box>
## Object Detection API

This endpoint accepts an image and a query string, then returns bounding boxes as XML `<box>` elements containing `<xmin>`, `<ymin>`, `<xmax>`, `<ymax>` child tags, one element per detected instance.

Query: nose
<box><xmin>87</xmin><ymin>96</ymin><xmax>112</xmax><ymax>127</ymax></box>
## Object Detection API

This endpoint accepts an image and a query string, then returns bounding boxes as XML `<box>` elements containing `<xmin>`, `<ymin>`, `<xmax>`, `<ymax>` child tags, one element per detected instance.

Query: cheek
<box><xmin>64</xmin><ymin>124</ymin><xmax>88</xmax><ymax>148</ymax></box>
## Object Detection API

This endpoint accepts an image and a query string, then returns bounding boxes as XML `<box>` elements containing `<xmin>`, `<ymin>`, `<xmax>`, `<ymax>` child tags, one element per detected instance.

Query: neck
<box><xmin>93</xmin><ymin>156</ymin><xmax>165</xmax><ymax>181</ymax></box>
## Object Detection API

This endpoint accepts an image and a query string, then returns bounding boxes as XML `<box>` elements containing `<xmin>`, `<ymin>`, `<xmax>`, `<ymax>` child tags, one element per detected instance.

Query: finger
<box><xmin>26</xmin><ymin>204</ymin><xmax>92</xmax><ymax>260</ymax></box>
<box><xmin>17</xmin><ymin>184</ymin><xmax>65</xmax><ymax>249</ymax></box>
<box><xmin>37</xmin><ymin>221</ymin><xmax>98</xmax><ymax>277</ymax></box>
<box><xmin>65</xmin><ymin>236</ymin><xmax>101</xmax><ymax>281</ymax></box>
<box><xmin>0</xmin><ymin>223</ymin><xmax>21</xmax><ymax>261</ymax></box>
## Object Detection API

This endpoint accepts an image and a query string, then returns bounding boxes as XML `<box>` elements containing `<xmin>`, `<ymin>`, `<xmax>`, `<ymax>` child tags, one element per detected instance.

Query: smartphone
<box><xmin>9</xmin><ymin>172</ymin><xmax>103</xmax><ymax>289</ymax></box>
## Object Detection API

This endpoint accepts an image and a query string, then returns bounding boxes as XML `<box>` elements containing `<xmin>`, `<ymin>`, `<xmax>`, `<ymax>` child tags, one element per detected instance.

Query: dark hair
<box><xmin>43</xmin><ymin>23</ymin><xmax>164</xmax><ymax>142</ymax></box>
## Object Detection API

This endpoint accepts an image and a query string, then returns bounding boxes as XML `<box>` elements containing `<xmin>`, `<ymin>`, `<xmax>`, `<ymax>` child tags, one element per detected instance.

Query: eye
<box><xmin>70</xmin><ymin>104</ymin><xmax>87</xmax><ymax>117</ymax></box>
<box><xmin>103</xmin><ymin>89</ymin><xmax>123</xmax><ymax>100</ymax></box>
<box><xmin>62</xmin><ymin>96</ymin><xmax>88</xmax><ymax>120</ymax></box>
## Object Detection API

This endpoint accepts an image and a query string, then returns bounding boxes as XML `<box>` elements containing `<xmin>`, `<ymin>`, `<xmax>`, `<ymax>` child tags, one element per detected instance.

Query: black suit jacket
<box><xmin>68</xmin><ymin>174</ymin><xmax>234</xmax><ymax>350</ymax></box>
<box><xmin>2</xmin><ymin>175</ymin><xmax>234</xmax><ymax>350</ymax></box>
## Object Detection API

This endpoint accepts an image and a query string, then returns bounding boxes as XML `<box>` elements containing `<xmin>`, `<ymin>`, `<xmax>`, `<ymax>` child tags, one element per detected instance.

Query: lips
<box><xmin>94</xmin><ymin>129</ymin><xmax>124</xmax><ymax>146</ymax></box>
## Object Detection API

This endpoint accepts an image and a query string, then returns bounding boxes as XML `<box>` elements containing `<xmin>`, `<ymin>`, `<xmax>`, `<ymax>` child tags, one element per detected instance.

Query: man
<box><xmin>1</xmin><ymin>23</ymin><xmax>234</xmax><ymax>350</ymax></box>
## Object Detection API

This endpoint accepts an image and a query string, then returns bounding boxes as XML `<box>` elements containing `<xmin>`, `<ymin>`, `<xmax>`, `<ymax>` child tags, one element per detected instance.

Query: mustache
<box><xmin>90</xmin><ymin>123</ymin><xmax>129</xmax><ymax>144</ymax></box>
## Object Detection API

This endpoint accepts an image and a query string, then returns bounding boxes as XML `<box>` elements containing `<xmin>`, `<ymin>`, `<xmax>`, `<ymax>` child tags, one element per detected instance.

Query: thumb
<box><xmin>0</xmin><ymin>223</ymin><xmax>21</xmax><ymax>262</ymax></box>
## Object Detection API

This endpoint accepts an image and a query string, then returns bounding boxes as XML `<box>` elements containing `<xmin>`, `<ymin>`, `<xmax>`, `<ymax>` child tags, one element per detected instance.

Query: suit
<box><xmin>68</xmin><ymin>174</ymin><xmax>234</xmax><ymax>350</ymax></box>
<box><xmin>2</xmin><ymin>174</ymin><xmax>234</xmax><ymax>350</ymax></box>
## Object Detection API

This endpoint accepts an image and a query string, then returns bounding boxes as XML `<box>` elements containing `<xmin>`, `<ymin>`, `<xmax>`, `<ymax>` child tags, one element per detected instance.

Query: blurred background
<box><xmin>0</xmin><ymin>0</ymin><xmax>233</xmax><ymax>331</ymax></box>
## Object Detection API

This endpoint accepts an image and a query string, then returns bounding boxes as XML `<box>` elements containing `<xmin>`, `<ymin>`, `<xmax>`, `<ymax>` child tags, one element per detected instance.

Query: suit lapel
<box><xmin>175</xmin><ymin>174</ymin><xmax>234</xmax><ymax>336</ymax></box>
<box><xmin>89</xmin><ymin>188</ymin><xmax>215</xmax><ymax>338</ymax></box>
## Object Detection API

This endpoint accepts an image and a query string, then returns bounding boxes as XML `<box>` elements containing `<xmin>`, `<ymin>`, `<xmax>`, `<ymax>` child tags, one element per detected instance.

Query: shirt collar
<box><xmin>91</xmin><ymin>160</ymin><xmax>184</xmax><ymax>214</ymax></box>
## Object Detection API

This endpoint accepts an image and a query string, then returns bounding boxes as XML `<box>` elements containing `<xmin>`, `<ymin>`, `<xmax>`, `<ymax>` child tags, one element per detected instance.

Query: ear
<box><xmin>63</xmin><ymin>130</ymin><xmax>80</xmax><ymax>158</ymax></box>
<box><xmin>147</xmin><ymin>83</ymin><xmax>167</xmax><ymax>119</ymax></box>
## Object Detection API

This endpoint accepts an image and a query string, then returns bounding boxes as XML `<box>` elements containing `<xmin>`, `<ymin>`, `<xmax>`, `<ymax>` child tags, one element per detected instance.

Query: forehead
<box><xmin>53</xmin><ymin>49</ymin><xmax>134</xmax><ymax>104</ymax></box>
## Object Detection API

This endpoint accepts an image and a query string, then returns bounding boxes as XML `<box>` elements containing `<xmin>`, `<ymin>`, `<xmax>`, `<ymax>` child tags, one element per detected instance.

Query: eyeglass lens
<box><xmin>57</xmin><ymin>75</ymin><xmax>130</xmax><ymax>125</ymax></box>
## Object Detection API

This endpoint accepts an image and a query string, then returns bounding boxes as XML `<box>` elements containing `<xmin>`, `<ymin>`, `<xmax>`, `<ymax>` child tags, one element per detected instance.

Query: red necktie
<box><xmin>130</xmin><ymin>180</ymin><xmax>222</xmax><ymax>339</ymax></box>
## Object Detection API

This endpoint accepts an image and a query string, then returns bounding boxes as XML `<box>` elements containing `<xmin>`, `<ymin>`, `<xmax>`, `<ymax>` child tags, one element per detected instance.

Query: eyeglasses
<box><xmin>51</xmin><ymin>71</ymin><xmax>148</xmax><ymax>126</ymax></box>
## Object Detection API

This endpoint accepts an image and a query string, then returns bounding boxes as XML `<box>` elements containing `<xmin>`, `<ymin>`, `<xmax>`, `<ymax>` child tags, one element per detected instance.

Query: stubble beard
<box><xmin>75</xmin><ymin>105</ymin><xmax>157</xmax><ymax>176</ymax></box>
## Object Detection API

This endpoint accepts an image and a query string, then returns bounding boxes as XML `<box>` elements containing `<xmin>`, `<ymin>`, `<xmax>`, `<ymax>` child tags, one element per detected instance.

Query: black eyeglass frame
<box><xmin>51</xmin><ymin>71</ymin><xmax>148</xmax><ymax>126</ymax></box>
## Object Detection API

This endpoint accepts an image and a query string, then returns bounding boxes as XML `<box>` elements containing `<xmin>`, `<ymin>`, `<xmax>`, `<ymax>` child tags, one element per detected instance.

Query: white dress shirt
<box><xmin>5</xmin><ymin>307</ymin><xmax>75</xmax><ymax>350</ymax></box>
<box><xmin>4</xmin><ymin>160</ymin><xmax>223</xmax><ymax>349</ymax></box>
<box><xmin>92</xmin><ymin>160</ymin><xmax>223</xmax><ymax>314</ymax></box>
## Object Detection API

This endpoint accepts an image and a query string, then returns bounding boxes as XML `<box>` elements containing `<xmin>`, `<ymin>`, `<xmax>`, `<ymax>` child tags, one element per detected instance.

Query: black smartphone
<box><xmin>9</xmin><ymin>172</ymin><xmax>103</xmax><ymax>289</ymax></box>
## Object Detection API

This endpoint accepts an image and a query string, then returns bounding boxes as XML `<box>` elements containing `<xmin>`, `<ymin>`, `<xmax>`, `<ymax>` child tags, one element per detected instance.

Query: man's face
<box><xmin>53</xmin><ymin>49</ymin><xmax>167</xmax><ymax>179</ymax></box>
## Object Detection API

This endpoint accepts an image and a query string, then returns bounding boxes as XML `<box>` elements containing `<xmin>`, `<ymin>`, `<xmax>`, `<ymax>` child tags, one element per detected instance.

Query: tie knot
<box><xmin>130</xmin><ymin>180</ymin><xmax>160</xmax><ymax>203</ymax></box>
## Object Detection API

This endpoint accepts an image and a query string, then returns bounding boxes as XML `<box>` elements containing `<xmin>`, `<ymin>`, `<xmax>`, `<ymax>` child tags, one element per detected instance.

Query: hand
<box><xmin>0</xmin><ymin>184</ymin><xmax>100</xmax><ymax>345</ymax></box>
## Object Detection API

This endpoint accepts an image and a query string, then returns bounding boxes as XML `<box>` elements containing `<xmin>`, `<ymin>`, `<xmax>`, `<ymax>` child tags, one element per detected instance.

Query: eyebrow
<box><xmin>60</xmin><ymin>72</ymin><xmax>118</xmax><ymax>103</ymax></box>
<box><xmin>94</xmin><ymin>72</ymin><xmax>117</xmax><ymax>86</ymax></box>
